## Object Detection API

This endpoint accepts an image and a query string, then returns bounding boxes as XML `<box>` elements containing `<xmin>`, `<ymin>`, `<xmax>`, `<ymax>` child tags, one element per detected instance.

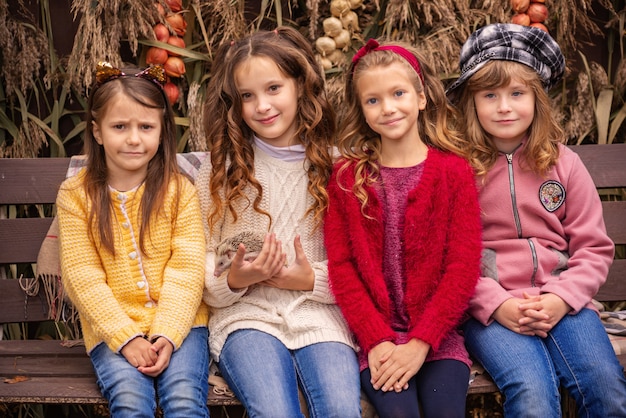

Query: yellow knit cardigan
<box><xmin>57</xmin><ymin>171</ymin><xmax>208</xmax><ymax>353</ymax></box>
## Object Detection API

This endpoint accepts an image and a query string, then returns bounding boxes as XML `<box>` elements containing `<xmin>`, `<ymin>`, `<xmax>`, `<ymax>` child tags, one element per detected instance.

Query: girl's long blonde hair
<box><xmin>337</xmin><ymin>41</ymin><xmax>466</xmax><ymax>213</ymax></box>
<box><xmin>454</xmin><ymin>60</ymin><xmax>564</xmax><ymax>178</ymax></box>
<box><xmin>203</xmin><ymin>26</ymin><xmax>335</xmax><ymax>233</ymax></box>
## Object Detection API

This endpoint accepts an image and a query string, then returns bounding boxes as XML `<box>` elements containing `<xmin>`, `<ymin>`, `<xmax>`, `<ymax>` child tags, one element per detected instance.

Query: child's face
<box><xmin>356</xmin><ymin>62</ymin><xmax>426</xmax><ymax>145</ymax></box>
<box><xmin>472</xmin><ymin>77</ymin><xmax>535</xmax><ymax>153</ymax></box>
<box><xmin>235</xmin><ymin>56</ymin><xmax>300</xmax><ymax>147</ymax></box>
<box><xmin>92</xmin><ymin>91</ymin><xmax>162</xmax><ymax>190</ymax></box>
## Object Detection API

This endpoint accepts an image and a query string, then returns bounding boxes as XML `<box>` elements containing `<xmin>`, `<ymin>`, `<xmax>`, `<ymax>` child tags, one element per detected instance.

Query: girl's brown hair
<box><xmin>337</xmin><ymin>41</ymin><xmax>466</xmax><ymax>214</ymax></box>
<box><xmin>454</xmin><ymin>60</ymin><xmax>564</xmax><ymax>178</ymax></box>
<box><xmin>203</xmin><ymin>26</ymin><xmax>335</xmax><ymax>233</ymax></box>
<box><xmin>83</xmin><ymin>70</ymin><xmax>180</xmax><ymax>254</ymax></box>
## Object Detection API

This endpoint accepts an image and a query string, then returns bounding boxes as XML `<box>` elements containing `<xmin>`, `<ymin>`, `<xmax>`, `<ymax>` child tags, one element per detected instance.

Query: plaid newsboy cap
<box><xmin>446</xmin><ymin>23</ymin><xmax>565</xmax><ymax>97</ymax></box>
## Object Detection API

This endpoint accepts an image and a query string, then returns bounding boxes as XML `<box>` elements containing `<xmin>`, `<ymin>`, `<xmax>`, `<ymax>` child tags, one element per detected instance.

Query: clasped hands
<box><xmin>121</xmin><ymin>336</ymin><xmax>173</xmax><ymax>377</ymax></box>
<box><xmin>493</xmin><ymin>292</ymin><xmax>571</xmax><ymax>338</ymax></box>
<box><xmin>368</xmin><ymin>338</ymin><xmax>430</xmax><ymax>393</ymax></box>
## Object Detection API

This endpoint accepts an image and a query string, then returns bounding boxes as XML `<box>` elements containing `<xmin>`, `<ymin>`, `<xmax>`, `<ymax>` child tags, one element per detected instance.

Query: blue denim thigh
<box><xmin>546</xmin><ymin>308</ymin><xmax>626</xmax><ymax>417</ymax></box>
<box><xmin>90</xmin><ymin>341</ymin><xmax>157</xmax><ymax>417</ymax></box>
<box><xmin>156</xmin><ymin>327</ymin><xmax>210</xmax><ymax>418</ymax></box>
<box><xmin>463</xmin><ymin>318</ymin><xmax>561</xmax><ymax>418</ymax></box>
<box><xmin>293</xmin><ymin>341</ymin><xmax>361</xmax><ymax>418</ymax></box>
<box><xmin>218</xmin><ymin>329</ymin><xmax>305</xmax><ymax>418</ymax></box>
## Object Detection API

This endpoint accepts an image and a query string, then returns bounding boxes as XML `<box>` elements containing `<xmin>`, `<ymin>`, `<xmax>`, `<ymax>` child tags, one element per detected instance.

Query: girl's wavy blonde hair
<box><xmin>336</xmin><ymin>41</ymin><xmax>466</xmax><ymax>215</ymax></box>
<box><xmin>202</xmin><ymin>26</ymin><xmax>335</xmax><ymax>233</ymax></box>
<box><xmin>454</xmin><ymin>60</ymin><xmax>564</xmax><ymax>178</ymax></box>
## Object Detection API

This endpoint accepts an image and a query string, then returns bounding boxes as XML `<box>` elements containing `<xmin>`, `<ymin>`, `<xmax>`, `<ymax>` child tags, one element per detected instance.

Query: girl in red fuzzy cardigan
<box><xmin>324</xmin><ymin>39</ymin><xmax>482</xmax><ymax>418</ymax></box>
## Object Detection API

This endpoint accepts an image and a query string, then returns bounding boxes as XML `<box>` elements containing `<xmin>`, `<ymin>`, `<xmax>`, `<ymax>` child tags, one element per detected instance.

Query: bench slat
<box><xmin>0</xmin><ymin>158</ymin><xmax>69</xmax><ymax>205</ymax></box>
<box><xmin>0</xmin><ymin>377</ymin><xmax>105</xmax><ymax>404</ymax></box>
<box><xmin>569</xmin><ymin>143</ymin><xmax>626</xmax><ymax>188</ymax></box>
<box><xmin>0</xmin><ymin>355</ymin><xmax>94</xmax><ymax>377</ymax></box>
<box><xmin>0</xmin><ymin>375</ymin><xmax>243</xmax><ymax>406</ymax></box>
<box><xmin>0</xmin><ymin>339</ymin><xmax>84</xmax><ymax>356</ymax></box>
<box><xmin>0</xmin><ymin>218</ymin><xmax>54</xmax><ymax>264</ymax></box>
<box><xmin>0</xmin><ymin>279</ymin><xmax>50</xmax><ymax>323</ymax></box>
<box><xmin>596</xmin><ymin>259</ymin><xmax>626</xmax><ymax>301</ymax></box>
<box><xmin>603</xmin><ymin>201</ymin><xmax>626</xmax><ymax>245</ymax></box>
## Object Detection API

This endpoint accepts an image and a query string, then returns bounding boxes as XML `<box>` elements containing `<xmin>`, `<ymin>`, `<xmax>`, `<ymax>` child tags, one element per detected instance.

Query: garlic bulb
<box><xmin>330</xmin><ymin>0</ymin><xmax>351</xmax><ymax>17</ymax></box>
<box><xmin>323</xmin><ymin>17</ymin><xmax>343</xmax><ymax>38</ymax></box>
<box><xmin>340</xmin><ymin>10</ymin><xmax>360</xmax><ymax>32</ymax></box>
<box><xmin>315</xmin><ymin>36</ymin><xmax>337</xmax><ymax>56</ymax></box>
<box><xmin>333</xmin><ymin>29</ymin><xmax>352</xmax><ymax>50</ymax></box>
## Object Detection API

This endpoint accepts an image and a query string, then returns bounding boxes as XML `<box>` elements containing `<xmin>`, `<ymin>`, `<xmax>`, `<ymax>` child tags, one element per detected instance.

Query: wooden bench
<box><xmin>1</xmin><ymin>144</ymin><xmax>625</xmax><ymax>416</ymax></box>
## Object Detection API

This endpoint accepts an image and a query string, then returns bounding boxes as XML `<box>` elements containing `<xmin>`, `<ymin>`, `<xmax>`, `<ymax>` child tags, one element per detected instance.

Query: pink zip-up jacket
<box><xmin>469</xmin><ymin>143</ymin><xmax>615</xmax><ymax>325</ymax></box>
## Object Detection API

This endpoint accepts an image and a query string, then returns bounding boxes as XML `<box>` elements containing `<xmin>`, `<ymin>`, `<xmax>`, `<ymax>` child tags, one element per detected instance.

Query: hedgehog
<box><xmin>213</xmin><ymin>231</ymin><xmax>265</xmax><ymax>277</ymax></box>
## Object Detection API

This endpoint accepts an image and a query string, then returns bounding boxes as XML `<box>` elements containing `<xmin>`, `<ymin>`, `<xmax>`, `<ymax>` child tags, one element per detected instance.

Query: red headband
<box><xmin>351</xmin><ymin>39</ymin><xmax>424</xmax><ymax>85</ymax></box>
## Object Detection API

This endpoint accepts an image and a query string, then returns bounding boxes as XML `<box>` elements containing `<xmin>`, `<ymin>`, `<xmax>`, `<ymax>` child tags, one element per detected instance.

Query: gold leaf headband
<box><xmin>95</xmin><ymin>61</ymin><xmax>166</xmax><ymax>89</ymax></box>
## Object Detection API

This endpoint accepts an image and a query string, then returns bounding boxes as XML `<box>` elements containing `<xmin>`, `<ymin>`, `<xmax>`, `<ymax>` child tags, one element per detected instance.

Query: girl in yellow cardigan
<box><xmin>57</xmin><ymin>62</ymin><xmax>209</xmax><ymax>417</ymax></box>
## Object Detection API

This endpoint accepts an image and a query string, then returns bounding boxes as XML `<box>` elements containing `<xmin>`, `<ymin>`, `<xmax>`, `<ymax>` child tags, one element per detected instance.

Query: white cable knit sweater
<box><xmin>195</xmin><ymin>145</ymin><xmax>356</xmax><ymax>361</ymax></box>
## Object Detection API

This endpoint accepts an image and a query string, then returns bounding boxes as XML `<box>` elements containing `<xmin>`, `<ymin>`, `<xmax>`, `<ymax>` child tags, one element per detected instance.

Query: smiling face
<box><xmin>355</xmin><ymin>62</ymin><xmax>426</xmax><ymax>145</ymax></box>
<box><xmin>92</xmin><ymin>91</ymin><xmax>162</xmax><ymax>190</ymax></box>
<box><xmin>472</xmin><ymin>77</ymin><xmax>536</xmax><ymax>153</ymax></box>
<box><xmin>235</xmin><ymin>56</ymin><xmax>300</xmax><ymax>147</ymax></box>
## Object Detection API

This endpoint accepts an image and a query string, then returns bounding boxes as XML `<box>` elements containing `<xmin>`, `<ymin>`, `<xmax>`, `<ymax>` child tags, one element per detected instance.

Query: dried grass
<box><xmin>0</xmin><ymin>121</ymin><xmax>47</xmax><ymax>158</ymax></box>
<box><xmin>186</xmin><ymin>81</ymin><xmax>207</xmax><ymax>151</ymax></box>
<box><xmin>197</xmin><ymin>0</ymin><xmax>248</xmax><ymax>55</ymax></box>
<box><xmin>564</xmin><ymin>72</ymin><xmax>595</xmax><ymax>142</ymax></box>
<box><xmin>0</xmin><ymin>1</ymin><xmax>50</xmax><ymax>98</ymax></box>
<box><xmin>66</xmin><ymin>0</ymin><xmax>161</xmax><ymax>90</ymax></box>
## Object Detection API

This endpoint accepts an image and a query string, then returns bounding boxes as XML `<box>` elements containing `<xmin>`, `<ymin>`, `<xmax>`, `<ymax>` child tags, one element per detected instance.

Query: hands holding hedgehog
<box><xmin>217</xmin><ymin>232</ymin><xmax>314</xmax><ymax>292</ymax></box>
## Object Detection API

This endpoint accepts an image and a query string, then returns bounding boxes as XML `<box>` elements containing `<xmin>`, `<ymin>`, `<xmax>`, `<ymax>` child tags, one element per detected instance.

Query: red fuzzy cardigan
<box><xmin>324</xmin><ymin>148</ymin><xmax>482</xmax><ymax>355</ymax></box>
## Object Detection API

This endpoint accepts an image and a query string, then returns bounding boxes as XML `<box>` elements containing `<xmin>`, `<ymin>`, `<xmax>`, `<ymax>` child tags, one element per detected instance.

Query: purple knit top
<box><xmin>378</xmin><ymin>164</ymin><xmax>424</xmax><ymax>332</ymax></box>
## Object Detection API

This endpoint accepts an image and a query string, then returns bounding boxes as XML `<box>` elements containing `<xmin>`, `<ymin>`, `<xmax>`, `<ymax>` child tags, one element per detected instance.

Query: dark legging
<box><xmin>360</xmin><ymin>359</ymin><xmax>469</xmax><ymax>418</ymax></box>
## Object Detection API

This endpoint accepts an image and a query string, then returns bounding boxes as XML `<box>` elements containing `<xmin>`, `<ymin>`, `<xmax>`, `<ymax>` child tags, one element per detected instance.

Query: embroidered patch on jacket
<box><xmin>539</xmin><ymin>180</ymin><xmax>565</xmax><ymax>212</ymax></box>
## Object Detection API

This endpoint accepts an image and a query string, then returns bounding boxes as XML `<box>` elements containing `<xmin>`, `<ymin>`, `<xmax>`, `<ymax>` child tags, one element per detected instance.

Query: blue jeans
<box><xmin>463</xmin><ymin>309</ymin><xmax>626</xmax><ymax>418</ymax></box>
<box><xmin>90</xmin><ymin>327</ymin><xmax>209</xmax><ymax>418</ymax></box>
<box><xmin>218</xmin><ymin>329</ymin><xmax>361</xmax><ymax>418</ymax></box>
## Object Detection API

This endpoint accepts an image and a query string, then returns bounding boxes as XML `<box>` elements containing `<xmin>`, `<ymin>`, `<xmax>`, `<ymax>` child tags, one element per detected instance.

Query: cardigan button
<box><xmin>137</xmin><ymin>281</ymin><xmax>145</xmax><ymax>289</ymax></box>
<box><xmin>129</xmin><ymin>251</ymin><xmax>137</xmax><ymax>260</ymax></box>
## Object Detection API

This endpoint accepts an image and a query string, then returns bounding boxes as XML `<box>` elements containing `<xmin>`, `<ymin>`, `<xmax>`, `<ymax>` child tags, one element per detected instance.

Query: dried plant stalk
<box><xmin>66</xmin><ymin>0</ymin><xmax>161</xmax><ymax>91</ymax></box>
<box><xmin>186</xmin><ymin>81</ymin><xmax>207</xmax><ymax>152</ymax></box>
<box><xmin>0</xmin><ymin>1</ymin><xmax>50</xmax><ymax>99</ymax></box>
<box><xmin>1</xmin><ymin>121</ymin><xmax>47</xmax><ymax>158</ymax></box>
<box><xmin>197</xmin><ymin>0</ymin><xmax>248</xmax><ymax>54</ymax></box>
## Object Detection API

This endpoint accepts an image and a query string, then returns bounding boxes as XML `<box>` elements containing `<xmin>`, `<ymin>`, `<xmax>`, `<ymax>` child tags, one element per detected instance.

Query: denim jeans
<box><xmin>218</xmin><ymin>329</ymin><xmax>361</xmax><ymax>418</ymax></box>
<box><xmin>90</xmin><ymin>327</ymin><xmax>210</xmax><ymax>418</ymax></box>
<box><xmin>463</xmin><ymin>309</ymin><xmax>626</xmax><ymax>418</ymax></box>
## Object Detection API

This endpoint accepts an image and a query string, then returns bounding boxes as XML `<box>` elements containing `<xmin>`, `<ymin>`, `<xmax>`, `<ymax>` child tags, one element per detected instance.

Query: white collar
<box><xmin>253</xmin><ymin>136</ymin><xmax>306</xmax><ymax>162</ymax></box>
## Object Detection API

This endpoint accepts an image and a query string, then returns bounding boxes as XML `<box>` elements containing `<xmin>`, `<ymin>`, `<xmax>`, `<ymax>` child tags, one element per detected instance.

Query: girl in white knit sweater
<box><xmin>195</xmin><ymin>26</ymin><xmax>360</xmax><ymax>418</ymax></box>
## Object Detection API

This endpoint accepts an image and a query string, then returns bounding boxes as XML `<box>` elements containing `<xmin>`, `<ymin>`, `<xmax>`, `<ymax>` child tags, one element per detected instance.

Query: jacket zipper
<box><xmin>505</xmin><ymin>150</ymin><xmax>538</xmax><ymax>287</ymax></box>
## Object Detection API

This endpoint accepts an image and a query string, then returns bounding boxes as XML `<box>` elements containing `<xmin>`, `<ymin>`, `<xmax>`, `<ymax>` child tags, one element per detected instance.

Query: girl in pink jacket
<box><xmin>447</xmin><ymin>23</ymin><xmax>626</xmax><ymax>417</ymax></box>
